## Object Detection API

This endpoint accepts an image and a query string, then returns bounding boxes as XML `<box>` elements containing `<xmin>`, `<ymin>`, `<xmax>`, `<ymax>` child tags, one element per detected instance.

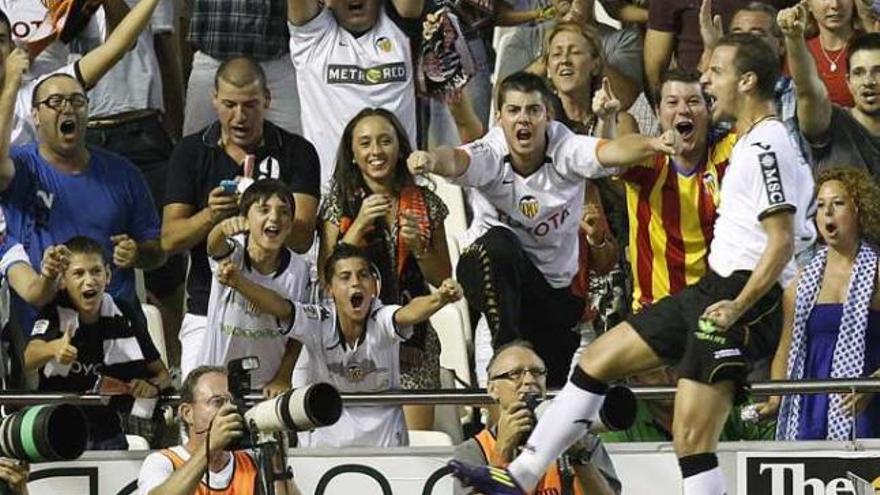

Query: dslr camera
<box><xmin>226</xmin><ymin>357</ymin><xmax>343</xmax><ymax>450</ymax></box>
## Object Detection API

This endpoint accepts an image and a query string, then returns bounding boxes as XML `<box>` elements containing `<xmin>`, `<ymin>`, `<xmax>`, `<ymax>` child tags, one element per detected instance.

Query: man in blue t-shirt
<box><xmin>0</xmin><ymin>70</ymin><xmax>165</xmax><ymax>334</ymax></box>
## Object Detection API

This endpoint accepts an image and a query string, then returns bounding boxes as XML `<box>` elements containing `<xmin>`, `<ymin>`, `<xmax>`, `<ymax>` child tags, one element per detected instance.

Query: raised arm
<box><xmin>391</xmin><ymin>0</ymin><xmax>426</xmax><ymax>20</ymax></box>
<box><xmin>288</xmin><ymin>193</ymin><xmax>318</xmax><ymax>253</ymax></box>
<box><xmin>216</xmin><ymin>260</ymin><xmax>294</xmax><ymax>322</ymax></box>
<box><xmin>406</xmin><ymin>148</ymin><xmax>471</xmax><ymax>178</ymax></box>
<box><xmin>779</xmin><ymin>3</ymin><xmax>832</xmax><ymax>140</ymax></box>
<box><xmin>77</xmin><ymin>0</ymin><xmax>161</xmax><ymax>87</ymax></box>
<box><xmin>696</xmin><ymin>0</ymin><xmax>723</xmax><ymax>73</ymax></box>
<box><xmin>596</xmin><ymin>130</ymin><xmax>681</xmax><ymax>168</ymax></box>
<box><xmin>6</xmin><ymin>244</ymin><xmax>69</xmax><ymax>307</ymax></box>
<box><xmin>287</xmin><ymin>0</ymin><xmax>322</xmax><ymax>26</ymax></box>
<box><xmin>394</xmin><ymin>278</ymin><xmax>461</xmax><ymax>327</ymax></box>
<box><xmin>643</xmin><ymin>29</ymin><xmax>675</xmax><ymax>105</ymax></box>
<box><xmin>0</xmin><ymin>49</ymin><xmax>28</xmax><ymax>192</ymax></box>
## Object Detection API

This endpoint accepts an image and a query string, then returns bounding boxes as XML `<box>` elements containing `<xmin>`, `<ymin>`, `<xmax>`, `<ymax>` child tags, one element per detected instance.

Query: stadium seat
<box><xmin>125</xmin><ymin>435</ymin><xmax>150</xmax><ymax>451</ymax></box>
<box><xmin>142</xmin><ymin>304</ymin><xmax>168</xmax><ymax>367</ymax></box>
<box><xmin>408</xmin><ymin>429</ymin><xmax>454</xmax><ymax>446</ymax></box>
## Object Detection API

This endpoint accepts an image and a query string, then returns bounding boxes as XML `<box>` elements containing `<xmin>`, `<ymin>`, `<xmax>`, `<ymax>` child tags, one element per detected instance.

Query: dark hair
<box><xmin>330</xmin><ymin>108</ymin><xmax>415</xmax><ymax>218</ymax></box>
<box><xmin>30</xmin><ymin>74</ymin><xmax>82</xmax><ymax>108</ymax></box>
<box><xmin>323</xmin><ymin>243</ymin><xmax>373</xmax><ymax>283</ymax></box>
<box><xmin>486</xmin><ymin>340</ymin><xmax>542</xmax><ymax>377</ymax></box>
<box><xmin>180</xmin><ymin>366</ymin><xmax>227</xmax><ymax>433</ymax></box>
<box><xmin>239</xmin><ymin>179</ymin><xmax>295</xmax><ymax>217</ymax></box>
<box><xmin>0</xmin><ymin>10</ymin><xmax>10</xmax><ymax>38</ymax></box>
<box><xmin>654</xmin><ymin>68</ymin><xmax>704</xmax><ymax>108</ymax></box>
<box><xmin>64</xmin><ymin>236</ymin><xmax>105</xmax><ymax>261</ymax></box>
<box><xmin>715</xmin><ymin>33</ymin><xmax>780</xmax><ymax>100</ymax></box>
<box><xmin>732</xmin><ymin>2</ymin><xmax>782</xmax><ymax>40</ymax></box>
<box><xmin>214</xmin><ymin>56</ymin><xmax>269</xmax><ymax>94</ymax></box>
<box><xmin>847</xmin><ymin>33</ymin><xmax>880</xmax><ymax>71</ymax></box>
<box><xmin>495</xmin><ymin>71</ymin><xmax>554</xmax><ymax>112</ymax></box>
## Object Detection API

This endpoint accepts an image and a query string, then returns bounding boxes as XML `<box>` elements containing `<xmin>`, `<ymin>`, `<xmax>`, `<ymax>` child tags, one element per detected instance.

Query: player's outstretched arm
<box><xmin>216</xmin><ymin>260</ymin><xmax>294</xmax><ymax>322</ymax></box>
<box><xmin>394</xmin><ymin>279</ymin><xmax>462</xmax><ymax>327</ymax></box>
<box><xmin>596</xmin><ymin>130</ymin><xmax>682</xmax><ymax>168</ymax></box>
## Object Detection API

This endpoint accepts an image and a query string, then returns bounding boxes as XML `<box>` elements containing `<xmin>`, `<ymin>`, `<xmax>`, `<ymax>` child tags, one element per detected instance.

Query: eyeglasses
<box><xmin>35</xmin><ymin>93</ymin><xmax>89</xmax><ymax>110</ymax></box>
<box><xmin>198</xmin><ymin>395</ymin><xmax>234</xmax><ymax>409</ymax></box>
<box><xmin>489</xmin><ymin>367</ymin><xmax>547</xmax><ymax>382</ymax></box>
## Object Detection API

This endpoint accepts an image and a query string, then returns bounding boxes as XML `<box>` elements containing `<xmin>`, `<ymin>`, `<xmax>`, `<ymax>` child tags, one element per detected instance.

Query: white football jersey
<box><xmin>454</xmin><ymin>122</ymin><xmax>614</xmax><ymax>288</ymax></box>
<box><xmin>202</xmin><ymin>235</ymin><xmax>311</xmax><ymax>388</ymax></box>
<box><xmin>708</xmin><ymin>119</ymin><xmax>816</xmax><ymax>287</ymax></box>
<box><xmin>288</xmin><ymin>8</ymin><xmax>417</xmax><ymax>187</ymax></box>
<box><xmin>287</xmin><ymin>301</ymin><xmax>410</xmax><ymax>447</ymax></box>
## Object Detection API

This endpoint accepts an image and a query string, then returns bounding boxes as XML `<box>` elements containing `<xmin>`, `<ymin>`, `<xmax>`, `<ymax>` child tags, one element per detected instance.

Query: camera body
<box><xmin>225</xmin><ymin>357</ymin><xmax>343</xmax><ymax>451</ymax></box>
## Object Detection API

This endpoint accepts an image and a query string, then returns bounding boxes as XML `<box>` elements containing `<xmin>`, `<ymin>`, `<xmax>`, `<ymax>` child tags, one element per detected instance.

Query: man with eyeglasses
<box><xmin>453</xmin><ymin>341</ymin><xmax>620</xmax><ymax>495</ymax></box>
<box><xmin>779</xmin><ymin>6</ymin><xmax>880</xmax><ymax>179</ymax></box>
<box><xmin>137</xmin><ymin>366</ymin><xmax>301</xmax><ymax>495</ymax></box>
<box><xmin>0</xmin><ymin>7</ymin><xmax>167</xmax><ymax>338</ymax></box>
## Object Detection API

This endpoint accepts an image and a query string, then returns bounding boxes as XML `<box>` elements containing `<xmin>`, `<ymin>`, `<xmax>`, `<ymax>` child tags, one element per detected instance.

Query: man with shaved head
<box><xmin>162</xmin><ymin>56</ymin><xmax>320</xmax><ymax>380</ymax></box>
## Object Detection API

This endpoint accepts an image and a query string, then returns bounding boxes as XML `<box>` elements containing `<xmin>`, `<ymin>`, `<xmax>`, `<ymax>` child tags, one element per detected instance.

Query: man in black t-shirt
<box><xmin>24</xmin><ymin>236</ymin><xmax>172</xmax><ymax>450</ymax></box>
<box><xmin>161</xmin><ymin>56</ymin><xmax>321</xmax><ymax>380</ymax></box>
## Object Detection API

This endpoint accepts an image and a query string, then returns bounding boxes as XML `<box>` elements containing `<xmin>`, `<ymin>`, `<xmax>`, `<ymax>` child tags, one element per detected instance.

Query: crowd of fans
<box><xmin>0</xmin><ymin>0</ymin><xmax>878</xmax><ymax>491</ymax></box>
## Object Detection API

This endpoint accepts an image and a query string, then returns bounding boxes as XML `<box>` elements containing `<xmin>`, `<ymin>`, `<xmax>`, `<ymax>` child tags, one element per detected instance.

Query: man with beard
<box><xmin>780</xmin><ymin>3</ymin><xmax>880</xmax><ymax>178</ymax></box>
<box><xmin>406</xmin><ymin>71</ymin><xmax>683</xmax><ymax>387</ymax></box>
<box><xmin>447</xmin><ymin>34</ymin><xmax>815</xmax><ymax>495</ymax></box>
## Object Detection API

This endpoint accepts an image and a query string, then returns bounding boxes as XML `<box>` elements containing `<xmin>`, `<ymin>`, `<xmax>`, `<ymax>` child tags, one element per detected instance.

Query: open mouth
<box><xmin>515</xmin><ymin>129</ymin><xmax>532</xmax><ymax>141</ymax></box>
<box><xmin>368</xmin><ymin>157</ymin><xmax>387</xmax><ymax>169</ymax></box>
<box><xmin>558</xmin><ymin>67</ymin><xmax>574</xmax><ymax>78</ymax></box>
<box><xmin>824</xmin><ymin>221</ymin><xmax>838</xmax><ymax>237</ymax></box>
<box><xmin>230</xmin><ymin>125</ymin><xmax>249</xmax><ymax>138</ymax></box>
<box><xmin>59</xmin><ymin>118</ymin><xmax>77</xmax><ymax>136</ymax></box>
<box><xmin>861</xmin><ymin>90</ymin><xmax>878</xmax><ymax>103</ymax></box>
<box><xmin>675</xmin><ymin>121</ymin><xmax>696</xmax><ymax>139</ymax></box>
<box><xmin>348</xmin><ymin>1</ymin><xmax>365</xmax><ymax>13</ymax></box>
<box><xmin>264</xmin><ymin>225</ymin><xmax>281</xmax><ymax>239</ymax></box>
<box><xmin>350</xmin><ymin>292</ymin><xmax>366</xmax><ymax>310</ymax></box>
<box><xmin>82</xmin><ymin>288</ymin><xmax>99</xmax><ymax>301</ymax></box>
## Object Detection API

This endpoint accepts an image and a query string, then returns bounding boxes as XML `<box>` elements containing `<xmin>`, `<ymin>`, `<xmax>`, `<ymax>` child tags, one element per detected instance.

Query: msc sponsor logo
<box><xmin>758</xmin><ymin>152</ymin><xmax>786</xmax><ymax>206</ymax></box>
<box><xmin>742</xmin><ymin>455</ymin><xmax>880</xmax><ymax>495</ymax></box>
<box><xmin>326</xmin><ymin>63</ymin><xmax>407</xmax><ymax>85</ymax></box>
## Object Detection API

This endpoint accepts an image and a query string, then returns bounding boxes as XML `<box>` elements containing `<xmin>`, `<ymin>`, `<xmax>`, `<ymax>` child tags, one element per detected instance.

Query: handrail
<box><xmin>0</xmin><ymin>379</ymin><xmax>878</xmax><ymax>407</ymax></box>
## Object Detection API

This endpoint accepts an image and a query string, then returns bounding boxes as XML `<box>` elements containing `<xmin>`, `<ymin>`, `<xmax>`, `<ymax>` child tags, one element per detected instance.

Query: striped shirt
<box><xmin>621</xmin><ymin>133</ymin><xmax>735</xmax><ymax>312</ymax></box>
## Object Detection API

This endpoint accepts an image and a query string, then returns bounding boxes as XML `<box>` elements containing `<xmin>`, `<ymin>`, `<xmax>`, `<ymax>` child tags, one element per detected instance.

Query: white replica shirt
<box><xmin>201</xmin><ymin>235</ymin><xmax>311</xmax><ymax>388</ymax></box>
<box><xmin>708</xmin><ymin>119</ymin><xmax>816</xmax><ymax>287</ymax></box>
<box><xmin>454</xmin><ymin>122</ymin><xmax>614</xmax><ymax>288</ymax></box>
<box><xmin>11</xmin><ymin>64</ymin><xmax>79</xmax><ymax>148</ymax></box>
<box><xmin>83</xmin><ymin>0</ymin><xmax>174</xmax><ymax>117</ymax></box>
<box><xmin>287</xmin><ymin>302</ymin><xmax>410</xmax><ymax>448</ymax></box>
<box><xmin>288</xmin><ymin>7</ymin><xmax>417</xmax><ymax>186</ymax></box>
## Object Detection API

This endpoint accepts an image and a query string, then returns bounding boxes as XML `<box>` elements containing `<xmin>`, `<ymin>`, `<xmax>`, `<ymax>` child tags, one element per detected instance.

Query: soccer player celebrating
<box><xmin>448</xmin><ymin>34</ymin><xmax>816</xmax><ymax>495</ymax></box>
<box><xmin>407</xmin><ymin>71</ymin><xmax>682</xmax><ymax>387</ymax></box>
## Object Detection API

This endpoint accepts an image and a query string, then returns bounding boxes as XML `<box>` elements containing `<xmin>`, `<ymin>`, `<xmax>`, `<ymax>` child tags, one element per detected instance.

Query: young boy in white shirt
<box><xmin>202</xmin><ymin>179</ymin><xmax>310</xmax><ymax>397</ymax></box>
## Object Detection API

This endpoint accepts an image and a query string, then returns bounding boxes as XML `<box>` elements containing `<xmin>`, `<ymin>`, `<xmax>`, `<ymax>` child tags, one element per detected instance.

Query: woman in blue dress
<box><xmin>766</xmin><ymin>166</ymin><xmax>880</xmax><ymax>440</ymax></box>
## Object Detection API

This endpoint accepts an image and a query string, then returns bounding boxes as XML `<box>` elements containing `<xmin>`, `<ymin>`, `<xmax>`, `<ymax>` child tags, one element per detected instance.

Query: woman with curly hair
<box><xmin>319</xmin><ymin>108</ymin><xmax>451</xmax><ymax>431</ymax></box>
<box><xmin>762</xmin><ymin>166</ymin><xmax>880</xmax><ymax>440</ymax></box>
